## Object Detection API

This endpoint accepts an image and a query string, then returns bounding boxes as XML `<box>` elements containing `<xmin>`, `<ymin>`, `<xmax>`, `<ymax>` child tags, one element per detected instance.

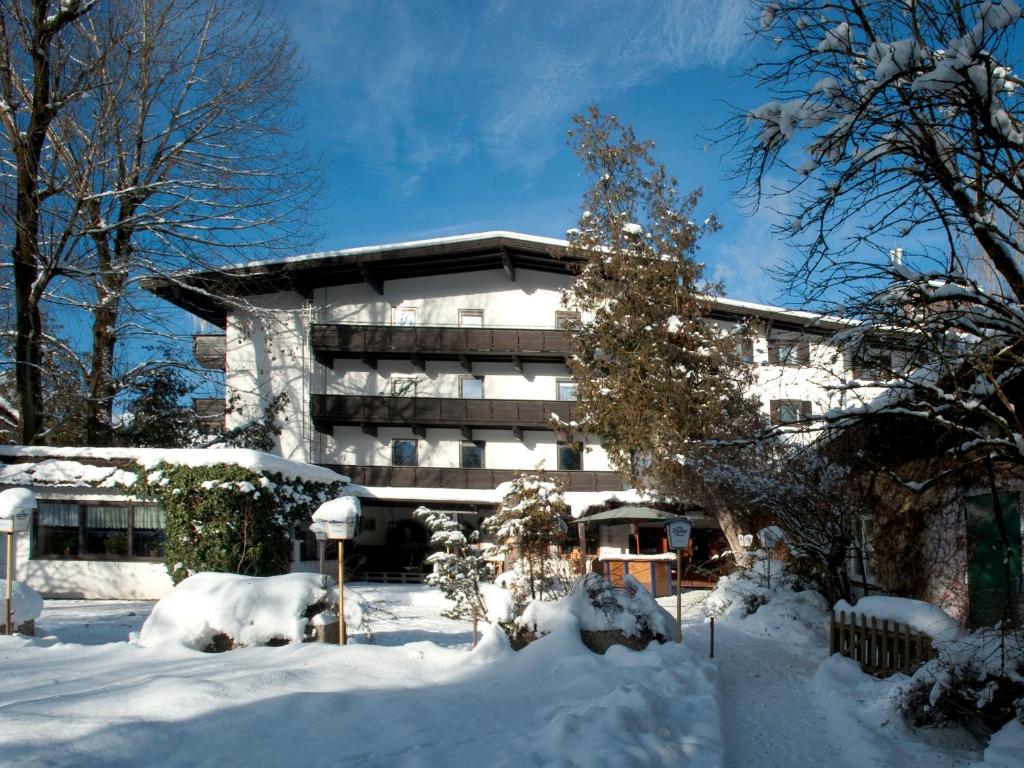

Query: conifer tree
<box><xmin>483</xmin><ymin>470</ymin><xmax>568</xmax><ymax>604</ymax></box>
<box><xmin>415</xmin><ymin>506</ymin><xmax>491</xmax><ymax>621</ymax></box>
<box><xmin>562</xmin><ymin>106</ymin><xmax>761</xmax><ymax>501</ymax></box>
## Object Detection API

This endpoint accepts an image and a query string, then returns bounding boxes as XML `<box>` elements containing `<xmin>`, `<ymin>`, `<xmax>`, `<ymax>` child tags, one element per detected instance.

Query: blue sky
<box><xmin>281</xmin><ymin>0</ymin><xmax>795</xmax><ymax>304</ymax></box>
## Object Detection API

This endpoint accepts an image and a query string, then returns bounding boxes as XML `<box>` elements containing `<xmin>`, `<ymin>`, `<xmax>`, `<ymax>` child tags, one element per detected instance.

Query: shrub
<box><xmin>136</xmin><ymin>462</ymin><xmax>344</xmax><ymax>583</ymax></box>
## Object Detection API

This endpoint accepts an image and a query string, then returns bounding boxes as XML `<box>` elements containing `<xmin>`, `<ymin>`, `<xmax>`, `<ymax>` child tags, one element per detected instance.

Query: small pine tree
<box><xmin>563</xmin><ymin>106</ymin><xmax>761</xmax><ymax>498</ymax></box>
<box><xmin>415</xmin><ymin>506</ymin><xmax>491</xmax><ymax>621</ymax></box>
<box><xmin>483</xmin><ymin>470</ymin><xmax>568</xmax><ymax>605</ymax></box>
<box><xmin>117</xmin><ymin>368</ymin><xmax>199</xmax><ymax>448</ymax></box>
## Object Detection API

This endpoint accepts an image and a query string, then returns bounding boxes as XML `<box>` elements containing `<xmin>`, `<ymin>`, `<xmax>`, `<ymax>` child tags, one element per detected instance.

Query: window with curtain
<box><xmin>33</xmin><ymin>501</ymin><xmax>166</xmax><ymax>560</ymax></box>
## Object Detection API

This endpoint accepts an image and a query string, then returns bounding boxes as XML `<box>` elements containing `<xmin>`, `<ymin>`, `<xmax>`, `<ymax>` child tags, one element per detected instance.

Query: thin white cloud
<box><xmin>710</xmin><ymin>204</ymin><xmax>795</xmax><ymax>304</ymax></box>
<box><xmin>285</xmin><ymin>0</ymin><xmax>752</xmax><ymax>186</ymax></box>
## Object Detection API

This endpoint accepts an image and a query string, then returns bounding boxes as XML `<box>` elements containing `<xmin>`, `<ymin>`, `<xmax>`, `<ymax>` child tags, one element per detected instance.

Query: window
<box><xmin>555</xmin><ymin>311</ymin><xmax>582</xmax><ymax>331</ymax></box>
<box><xmin>460</xmin><ymin>375</ymin><xmax>484</xmax><ymax>399</ymax></box>
<box><xmin>851</xmin><ymin>347</ymin><xmax>892</xmax><ymax>380</ymax></box>
<box><xmin>459</xmin><ymin>309</ymin><xmax>484</xmax><ymax>327</ymax></box>
<box><xmin>557</xmin><ymin>379</ymin><xmax>578</xmax><ymax>401</ymax></box>
<box><xmin>33</xmin><ymin>501</ymin><xmax>166</xmax><ymax>560</ymax></box>
<box><xmin>393</xmin><ymin>306</ymin><xmax>417</xmax><ymax>326</ymax></box>
<box><xmin>770</xmin><ymin>399</ymin><xmax>811</xmax><ymax>424</ymax></box>
<box><xmin>390</xmin><ymin>376</ymin><xmax>418</xmax><ymax>397</ymax></box>
<box><xmin>461</xmin><ymin>441</ymin><xmax>485</xmax><ymax>469</ymax></box>
<box><xmin>392</xmin><ymin>439</ymin><xmax>418</xmax><ymax>467</ymax></box>
<box><xmin>767</xmin><ymin>338</ymin><xmax>811</xmax><ymax>366</ymax></box>
<box><xmin>738</xmin><ymin>337</ymin><xmax>754</xmax><ymax>364</ymax></box>
<box><xmin>557</xmin><ymin>441</ymin><xmax>583</xmax><ymax>471</ymax></box>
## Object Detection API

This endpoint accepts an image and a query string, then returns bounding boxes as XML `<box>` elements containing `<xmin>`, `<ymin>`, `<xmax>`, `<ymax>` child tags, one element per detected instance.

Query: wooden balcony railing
<box><xmin>310</xmin><ymin>394</ymin><xmax>576</xmax><ymax>438</ymax></box>
<box><xmin>310</xmin><ymin>324</ymin><xmax>572</xmax><ymax>369</ymax></box>
<box><xmin>323</xmin><ymin>465</ymin><xmax>626</xmax><ymax>493</ymax></box>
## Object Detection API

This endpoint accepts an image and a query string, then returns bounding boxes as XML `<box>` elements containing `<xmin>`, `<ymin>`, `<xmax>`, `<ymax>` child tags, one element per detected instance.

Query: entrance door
<box><xmin>966</xmin><ymin>492</ymin><xmax>1023</xmax><ymax>627</ymax></box>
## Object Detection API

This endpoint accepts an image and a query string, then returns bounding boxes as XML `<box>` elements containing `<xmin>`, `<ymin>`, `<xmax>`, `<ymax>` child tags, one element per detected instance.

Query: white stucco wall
<box><xmin>2</xmin><ymin>489</ymin><xmax>175</xmax><ymax>600</ymax></box>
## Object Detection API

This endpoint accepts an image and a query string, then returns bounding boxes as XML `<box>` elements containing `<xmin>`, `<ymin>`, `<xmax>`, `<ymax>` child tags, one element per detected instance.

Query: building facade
<box><xmin>148</xmin><ymin>231</ymin><xmax>889</xmax><ymax>575</ymax></box>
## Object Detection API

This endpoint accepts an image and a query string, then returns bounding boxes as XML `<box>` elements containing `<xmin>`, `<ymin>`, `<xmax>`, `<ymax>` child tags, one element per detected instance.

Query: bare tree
<box><xmin>2</xmin><ymin>0</ymin><xmax>320</xmax><ymax>445</ymax></box>
<box><xmin>0</xmin><ymin>0</ymin><xmax>102</xmax><ymax>444</ymax></box>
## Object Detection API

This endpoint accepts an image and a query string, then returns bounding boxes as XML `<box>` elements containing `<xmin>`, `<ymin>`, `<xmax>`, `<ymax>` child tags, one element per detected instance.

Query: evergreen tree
<box><xmin>562</xmin><ymin>106</ymin><xmax>761</xmax><ymax>500</ymax></box>
<box><xmin>415</xmin><ymin>506</ymin><xmax>491</xmax><ymax>621</ymax></box>
<box><xmin>483</xmin><ymin>470</ymin><xmax>568</xmax><ymax>604</ymax></box>
<box><xmin>117</xmin><ymin>368</ymin><xmax>198</xmax><ymax>448</ymax></box>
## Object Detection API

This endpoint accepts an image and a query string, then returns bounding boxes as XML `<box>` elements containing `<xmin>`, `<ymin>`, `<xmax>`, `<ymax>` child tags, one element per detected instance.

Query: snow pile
<box><xmin>517</xmin><ymin>573</ymin><xmax>674</xmax><ymax>644</ymax></box>
<box><xmin>973</xmin><ymin>719</ymin><xmax>1024</xmax><ymax>768</ymax></box>
<box><xmin>834</xmin><ymin>596</ymin><xmax>964</xmax><ymax>642</ymax></box>
<box><xmin>138</xmin><ymin>572</ymin><xmax>342</xmax><ymax>650</ymax></box>
<box><xmin>705</xmin><ymin>555</ymin><xmax>827</xmax><ymax>645</ymax></box>
<box><xmin>0</xmin><ymin>580</ymin><xmax>43</xmax><ymax>627</ymax></box>
<box><xmin>0</xmin><ymin>584</ymin><xmax>724</xmax><ymax>767</ymax></box>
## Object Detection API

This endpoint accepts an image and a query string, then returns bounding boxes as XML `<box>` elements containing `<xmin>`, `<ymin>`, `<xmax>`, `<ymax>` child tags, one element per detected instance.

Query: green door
<box><xmin>966</xmin><ymin>492</ymin><xmax>1023</xmax><ymax>627</ymax></box>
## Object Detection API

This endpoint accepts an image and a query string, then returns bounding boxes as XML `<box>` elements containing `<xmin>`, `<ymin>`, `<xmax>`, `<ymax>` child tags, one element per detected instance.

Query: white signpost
<box><xmin>313</xmin><ymin>497</ymin><xmax>361</xmax><ymax>645</ymax></box>
<box><xmin>0</xmin><ymin>488</ymin><xmax>36</xmax><ymax>635</ymax></box>
<box><xmin>664</xmin><ymin>516</ymin><xmax>693</xmax><ymax>643</ymax></box>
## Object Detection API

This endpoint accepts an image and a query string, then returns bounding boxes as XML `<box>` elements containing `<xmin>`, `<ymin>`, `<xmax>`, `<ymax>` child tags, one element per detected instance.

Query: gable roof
<box><xmin>142</xmin><ymin>230</ymin><xmax>850</xmax><ymax>333</ymax></box>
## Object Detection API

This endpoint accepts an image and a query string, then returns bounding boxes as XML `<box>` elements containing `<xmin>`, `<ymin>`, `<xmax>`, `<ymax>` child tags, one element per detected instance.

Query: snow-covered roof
<box><xmin>349</xmin><ymin>482</ymin><xmax>646</xmax><ymax>519</ymax></box>
<box><xmin>143</xmin><ymin>230</ymin><xmax>845</xmax><ymax>332</ymax></box>
<box><xmin>0</xmin><ymin>446</ymin><xmax>348</xmax><ymax>488</ymax></box>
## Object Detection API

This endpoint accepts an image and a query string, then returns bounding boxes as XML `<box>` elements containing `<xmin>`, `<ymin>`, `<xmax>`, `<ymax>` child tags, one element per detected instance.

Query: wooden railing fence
<box><xmin>829</xmin><ymin>609</ymin><xmax>936</xmax><ymax>676</ymax></box>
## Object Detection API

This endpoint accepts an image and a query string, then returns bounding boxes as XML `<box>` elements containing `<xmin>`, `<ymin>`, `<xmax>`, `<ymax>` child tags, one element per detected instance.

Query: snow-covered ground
<box><xmin>0</xmin><ymin>580</ymin><xmax>1015</xmax><ymax>767</ymax></box>
<box><xmin>0</xmin><ymin>584</ymin><xmax>720</xmax><ymax>768</ymax></box>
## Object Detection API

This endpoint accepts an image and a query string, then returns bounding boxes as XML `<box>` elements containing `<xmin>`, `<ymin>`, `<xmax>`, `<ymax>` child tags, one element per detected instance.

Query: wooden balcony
<box><xmin>310</xmin><ymin>394</ymin><xmax>577</xmax><ymax>438</ymax></box>
<box><xmin>193</xmin><ymin>334</ymin><xmax>226</xmax><ymax>370</ymax></box>
<box><xmin>193</xmin><ymin>397</ymin><xmax>226</xmax><ymax>431</ymax></box>
<box><xmin>310</xmin><ymin>324</ymin><xmax>572</xmax><ymax>371</ymax></box>
<box><xmin>322</xmin><ymin>464</ymin><xmax>626</xmax><ymax>492</ymax></box>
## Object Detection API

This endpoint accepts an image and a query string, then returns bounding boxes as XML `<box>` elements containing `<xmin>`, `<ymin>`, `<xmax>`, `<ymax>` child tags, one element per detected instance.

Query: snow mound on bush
<box><xmin>138</xmin><ymin>572</ymin><xmax>331</xmax><ymax>650</ymax></box>
<box><xmin>0</xmin><ymin>579</ymin><xmax>43</xmax><ymax>627</ymax></box>
<box><xmin>705</xmin><ymin>556</ymin><xmax>827</xmax><ymax>645</ymax></box>
<box><xmin>518</xmin><ymin>573</ymin><xmax>674</xmax><ymax>641</ymax></box>
<box><xmin>834</xmin><ymin>596</ymin><xmax>963</xmax><ymax>642</ymax></box>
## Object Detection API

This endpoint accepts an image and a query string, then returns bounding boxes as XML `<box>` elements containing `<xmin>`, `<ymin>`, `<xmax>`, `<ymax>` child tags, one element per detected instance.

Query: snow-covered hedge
<box><xmin>137</xmin><ymin>463</ymin><xmax>345</xmax><ymax>583</ymax></box>
<box><xmin>513</xmin><ymin>573</ymin><xmax>673</xmax><ymax>652</ymax></box>
<box><xmin>137</xmin><ymin>571</ymin><xmax>360</xmax><ymax>650</ymax></box>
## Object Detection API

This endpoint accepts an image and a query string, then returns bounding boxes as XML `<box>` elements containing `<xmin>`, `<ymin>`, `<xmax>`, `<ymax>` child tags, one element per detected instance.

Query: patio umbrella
<box><xmin>579</xmin><ymin>506</ymin><xmax>676</xmax><ymax>525</ymax></box>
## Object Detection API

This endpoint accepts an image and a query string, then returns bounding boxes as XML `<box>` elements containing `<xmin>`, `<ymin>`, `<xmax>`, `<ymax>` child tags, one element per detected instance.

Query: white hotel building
<box><xmin>147</xmin><ymin>231</ymin><xmax>878</xmax><ymax>577</ymax></box>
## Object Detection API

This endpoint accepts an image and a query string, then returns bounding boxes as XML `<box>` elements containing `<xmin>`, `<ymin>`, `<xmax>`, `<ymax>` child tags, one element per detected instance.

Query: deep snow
<box><xmin>1</xmin><ymin>580</ymin><xmax>1016</xmax><ymax>767</ymax></box>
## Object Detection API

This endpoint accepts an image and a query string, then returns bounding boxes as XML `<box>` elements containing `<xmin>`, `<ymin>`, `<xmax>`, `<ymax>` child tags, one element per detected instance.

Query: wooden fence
<box><xmin>829</xmin><ymin>609</ymin><xmax>936</xmax><ymax>676</ymax></box>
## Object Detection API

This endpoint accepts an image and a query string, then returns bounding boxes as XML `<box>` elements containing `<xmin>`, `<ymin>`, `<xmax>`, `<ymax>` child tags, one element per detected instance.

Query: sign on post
<box><xmin>664</xmin><ymin>516</ymin><xmax>693</xmax><ymax>644</ymax></box>
<box><xmin>665</xmin><ymin>517</ymin><xmax>693</xmax><ymax>551</ymax></box>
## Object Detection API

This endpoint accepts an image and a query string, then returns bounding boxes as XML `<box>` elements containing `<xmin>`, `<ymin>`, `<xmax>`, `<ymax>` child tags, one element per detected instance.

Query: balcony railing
<box><xmin>310</xmin><ymin>394</ymin><xmax>576</xmax><ymax>437</ymax></box>
<box><xmin>323</xmin><ymin>465</ymin><xmax>625</xmax><ymax>493</ymax></box>
<box><xmin>310</xmin><ymin>324</ymin><xmax>572</xmax><ymax>369</ymax></box>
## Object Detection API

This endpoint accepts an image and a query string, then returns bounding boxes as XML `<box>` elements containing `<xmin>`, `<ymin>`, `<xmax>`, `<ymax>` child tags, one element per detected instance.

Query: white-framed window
<box><xmin>393</xmin><ymin>306</ymin><xmax>417</xmax><ymax>326</ymax></box>
<box><xmin>460</xmin><ymin>375</ymin><xmax>484</xmax><ymax>399</ymax></box>
<box><xmin>557</xmin><ymin>379</ymin><xmax>578</xmax><ymax>401</ymax></box>
<box><xmin>390</xmin><ymin>376</ymin><xmax>418</xmax><ymax>397</ymax></box>
<box><xmin>770</xmin><ymin>399</ymin><xmax>811</xmax><ymax>424</ymax></box>
<box><xmin>459</xmin><ymin>309</ymin><xmax>484</xmax><ymax>327</ymax></box>
<box><xmin>391</xmin><ymin>439</ymin><xmax>418</xmax><ymax>467</ymax></box>
<box><xmin>460</xmin><ymin>441</ymin><xmax>485</xmax><ymax>469</ymax></box>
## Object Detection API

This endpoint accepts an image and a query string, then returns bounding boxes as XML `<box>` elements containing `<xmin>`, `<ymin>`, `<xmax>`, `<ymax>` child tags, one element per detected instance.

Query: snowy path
<box><xmin>711</xmin><ymin>621</ymin><xmax>844</xmax><ymax>768</ymax></box>
<box><xmin>672</xmin><ymin>593</ymin><xmax>976</xmax><ymax>768</ymax></box>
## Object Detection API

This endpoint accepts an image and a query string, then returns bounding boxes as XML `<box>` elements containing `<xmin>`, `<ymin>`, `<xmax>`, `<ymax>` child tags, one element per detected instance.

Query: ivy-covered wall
<box><xmin>137</xmin><ymin>463</ymin><xmax>345</xmax><ymax>584</ymax></box>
